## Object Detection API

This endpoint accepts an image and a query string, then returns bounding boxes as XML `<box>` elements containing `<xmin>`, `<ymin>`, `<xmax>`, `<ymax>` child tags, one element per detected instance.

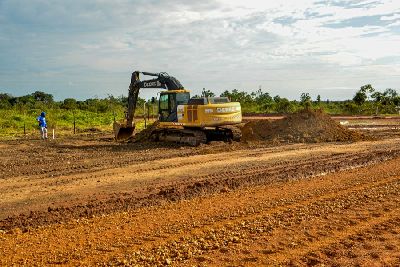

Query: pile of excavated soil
<box><xmin>241</xmin><ymin>109</ymin><xmax>369</xmax><ymax>143</ymax></box>
<box><xmin>130</xmin><ymin>121</ymin><xmax>160</xmax><ymax>142</ymax></box>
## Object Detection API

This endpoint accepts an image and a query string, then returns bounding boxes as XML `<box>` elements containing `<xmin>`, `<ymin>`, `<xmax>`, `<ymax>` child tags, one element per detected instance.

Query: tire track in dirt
<box><xmin>277</xmin><ymin>211</ymin><xmax>400</xmax><ymax>266</ymax></box>
<box><xmin>1</xmin><ymin>157</ymin><xmax>400</xmax><ymax>266</ymax></box>
<box><xmin>108</xmin><ymin>165</ymin><xmax>400</xmax><ymax>266</ymax></box>
<box><xmin>304</xmin><ymin>216</ymin><xmax>400</xmax><ymax>266</ymax></box>
<box><xmin>0</xmin><ymin>141</ymin><xmax>312</xmax><ymax>180</ymax></box>
<box><xmin>260</xmin><ymin>179</ymin><xmax>400</xmax><ymax>265</ymax></box>
<box><xmin>123</xmin><ymin>172</ymin><xmax>400</xmax><ymax>261</ymax></box>
<box><xmin>2</xmin><ymin>140</ymin><xmax>400</xmax><ymax>231</ymax></box>
<box><xmin>0</xmin><ymin>143</ymin><xmax>191</xmax><ymax>179</ymax></box>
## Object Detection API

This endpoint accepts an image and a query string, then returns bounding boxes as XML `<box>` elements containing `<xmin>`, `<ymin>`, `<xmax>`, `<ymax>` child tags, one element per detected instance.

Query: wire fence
<box><xmin>0</xmin><ymin>107</ymin><xmax>157</xmax><ymax>139</ymax></box>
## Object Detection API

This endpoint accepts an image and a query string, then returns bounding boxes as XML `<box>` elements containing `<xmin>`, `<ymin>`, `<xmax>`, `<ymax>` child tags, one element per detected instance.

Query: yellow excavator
<box><xmin>114</xmin><ymin>71</ymin><xmax>242</xmax><ymax>145</ymax></box>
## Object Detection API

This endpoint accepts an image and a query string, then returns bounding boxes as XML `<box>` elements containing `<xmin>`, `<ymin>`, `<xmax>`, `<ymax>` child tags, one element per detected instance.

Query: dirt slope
<box><xmin>242</xmin><ymin>109</ymin><xmax>368</xmax><ymax>143</ymax></box>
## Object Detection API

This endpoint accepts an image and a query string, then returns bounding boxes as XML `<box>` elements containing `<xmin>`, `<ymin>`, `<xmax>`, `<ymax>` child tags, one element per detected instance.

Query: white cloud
<box><xmin>0</xmin><ymin>0</ymin><xmax>399</xmax><ymax>100</ymax></box>
<box><xmin>381</xmin><ymin>13</ymin><xmax>400</xmax><ymax>21</ymax></box>
<box><xmin>389</xmin><ymin>20</ymin><xmax>400</xmax><ymax>27</ymax></box>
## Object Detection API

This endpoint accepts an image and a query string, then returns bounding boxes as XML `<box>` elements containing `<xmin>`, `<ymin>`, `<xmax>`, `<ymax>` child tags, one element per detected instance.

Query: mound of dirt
<box><xmin>241</xmin><ymin>109</ymin><xmax>369</xmax><ymax>143</ymax></box>
<box><xmin>130</xmin><ymin>121</ymin><xmax>160</xmax><ymax>142</ymax></box>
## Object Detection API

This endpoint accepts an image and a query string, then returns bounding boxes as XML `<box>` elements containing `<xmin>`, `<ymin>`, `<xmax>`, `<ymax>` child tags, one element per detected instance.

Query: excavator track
<box><xmin>137</xmin><ymin>124</ymin><xmax>242</xmax><ymax>146</ymax></box>
<box><xmin>218</xmin><ymin>125</ymin><xmax>242</xmax><ymax>142</ymax></box>
<box><xmin>150</xmin><ymin>128</ymin><xmax>207</xmax><ymax>146</ymax></box>
<box><xmin>205</xmin><ymin>125</ymin><xmax>242</xmax><ymax>142</ymax></box>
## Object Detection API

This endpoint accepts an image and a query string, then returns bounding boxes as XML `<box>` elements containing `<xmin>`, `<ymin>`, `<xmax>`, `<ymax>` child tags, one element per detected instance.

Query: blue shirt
<box><xmin>37</xmin><ymin>116</ymin><xmax>47</xmax><ymax>127</ymax></box>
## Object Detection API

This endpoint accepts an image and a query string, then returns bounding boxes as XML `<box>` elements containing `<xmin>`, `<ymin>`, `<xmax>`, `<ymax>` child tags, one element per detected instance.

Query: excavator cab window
<box><xmin>176</xmin><ymin>92</ymin><xmax>190</xmax><ymax>105</ymax></box>
<box><xmin>159</xmin><ymin>92</ymin><xmax>189</xmax><ymax>122</ymax></box>
<box><xmin>159</xmin><ymin>94</ymin><xmax>169</xmax><ymax>121</ymax></box>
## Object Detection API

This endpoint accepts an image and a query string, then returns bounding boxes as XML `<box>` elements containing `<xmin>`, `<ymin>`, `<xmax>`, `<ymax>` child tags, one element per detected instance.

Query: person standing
<box><xmin>37</xmin><ymin>111</ymin><xmax>48</xmax><ymax>140</ymax></box>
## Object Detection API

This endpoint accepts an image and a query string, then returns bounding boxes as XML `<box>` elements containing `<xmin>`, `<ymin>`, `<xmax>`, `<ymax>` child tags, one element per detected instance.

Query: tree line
<box><xmin>0</xmin><ymin>84</ymin><xmax>399</xmax><ymax>116</ymax></box>
<box><xmin>0</xmin><ymin>91</ymin><xmax>146</xmax><ymax>114</ymax></box>
<box><xmin>200</xmin><ymin>84</ymin><xmax>400</xmax><ymax>115</ymax></box>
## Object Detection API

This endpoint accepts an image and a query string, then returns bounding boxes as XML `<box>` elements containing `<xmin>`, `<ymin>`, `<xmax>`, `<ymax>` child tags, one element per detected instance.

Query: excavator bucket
<box><xmin>113</xmin><ymin>121</ymin><xmax>135</xmax><ymax>141</ymax></box>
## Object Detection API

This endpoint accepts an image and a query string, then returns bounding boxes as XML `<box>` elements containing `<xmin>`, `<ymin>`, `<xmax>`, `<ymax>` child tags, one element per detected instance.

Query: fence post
<box><xmin>144</xmin><ymin>102</ymin><xmax>147</xmax><ymax>129</ymax></box>
<box><xmin>23</xmin><ymin>111</ymin><xmax>27</xmax><ymax>135</ymax></box>
<box><xmin>73</xmin><ymin>110</ymin><xmax>76</xmax><ymax>134</ymax></box>
<box><xmin>147</xmin><ymin>104</ymin><xmax>150</xmax><ymax>122</ymax></box>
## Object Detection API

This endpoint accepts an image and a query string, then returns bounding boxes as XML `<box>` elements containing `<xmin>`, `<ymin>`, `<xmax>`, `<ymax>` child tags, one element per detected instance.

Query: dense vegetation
<box><xmin>201</xmin><ymin>85</ymin><xmax>400</xmax><ymax>115</ymax></box>
<box><xmin>0</xmin><ymin>91</ymin><xmax>151</xmax><ymax>137</ymax></box>
<box><xmin>0</xmin><ymin>84</ymin><xmax>399</xmax><ymax>137</ymax></box>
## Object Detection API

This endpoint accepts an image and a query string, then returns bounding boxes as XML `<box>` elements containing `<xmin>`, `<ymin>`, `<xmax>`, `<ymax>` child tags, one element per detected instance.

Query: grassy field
<box><xmin>0</xmin><ymin>109</ymin><xmax>155</xmax><ymax>139</ymax></box>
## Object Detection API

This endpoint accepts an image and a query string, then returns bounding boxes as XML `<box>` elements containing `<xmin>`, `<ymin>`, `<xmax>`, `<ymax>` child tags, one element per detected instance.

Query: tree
<box><xmin>353</xmin><ymin>91</ymin><xmax>367</xmax><ymax>106</ymax></box>
<box><xmin>0</xmin><ymin>93</ymin><xmax>11</xmax><ymax>101</ymax></box>
<box><xmin>316</xmin><ymin>95</ymin><xmax>321</xmax><ymax>104</ymax></box>
<box><xmin>300</xmin><ymin>92</ymin><xmax>311</xmax><ymax>108</ymax></box>
<box><xmin>0</xmin><ymin>93</ymin><xmax>12</xmax><ymax>109</ymax></box>
<box><xmin>251</xmin><ymin>88</ymin><xmax>273</xmax><ymax>111</ymax></box>
<box><xmin>371</xmin><ymin>88</ymin><xmax>399</xmax><ymax>114</ymax></box>
<box><xmin>220</xmin><ymin>89</ymin><xmax>253</xmax><ymax>103</ymax></box>
<box><xmin>371</xmin><ymin>91</ymin><xmax>383</xmax><ymax>115</ymax></box>
<box><xmin>387</xmin><ymin>89</ymin><xmax>400</xmax><ymax>107</ymax></box>
<box><xmin>273</xmin><ymin>96</ymin><xmax>294</xmax><ymax>113</ymax></box>
<box><xmin>32</xmin><ymin>91</ymin><xmax>54</xmax><ymax>104</ymax></box>
<box><xmin>252</xmin><ymin>89</ymin><xmax>272</xmax><ymax>104</ymax></box>
<box><xmin>62</xmin><ymin>98</ymin><xmax>77</xmax><ymax>110</ymax></box>
<box><xmin>360</xmin><ymin>84</ymin><xmax>375</xmax><ymax>94</ymax></box>
<box><xmin>384</xmin><ymin>88</ymin><xmax>397</xmax><ymax>97</ymax></box>
<box><xmin>202</xmin><ymin>88</ymin><xmax>215</xmax><ymax>97</ymax></box>
<box><xmin>353</xmin><ymin>84</ymin><xmax>375</xmax><ymax>106</ymax></box>
<box><xmin>273</xmin><ymin>95</ymin><xmax>281</xmax><ymax>103</ymax></box>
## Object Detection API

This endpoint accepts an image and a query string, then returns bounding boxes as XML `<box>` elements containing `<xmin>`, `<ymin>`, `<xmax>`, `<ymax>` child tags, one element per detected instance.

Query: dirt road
<box><xmin>1</xmin><ymin>137</ymin><xmax>400</xmax><ymax>226</ymax></box>
<box><xmin>0</xmin><ymin>132</ymin><xmax>400</xmax><ymax>265</ymax></box>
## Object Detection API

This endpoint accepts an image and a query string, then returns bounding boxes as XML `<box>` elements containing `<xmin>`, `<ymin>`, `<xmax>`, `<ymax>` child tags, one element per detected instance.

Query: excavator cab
<box><xmin>159</xmin><ymin>91</ymin><xmax>190</xmax><ymax>122</ymax></box>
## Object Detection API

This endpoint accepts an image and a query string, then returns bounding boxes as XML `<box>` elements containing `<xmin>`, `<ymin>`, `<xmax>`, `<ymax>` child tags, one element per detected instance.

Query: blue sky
<box><xmin>0</xmin><ymin>0</ymin><xmax>399</xmax><ymax>100</ymax></box>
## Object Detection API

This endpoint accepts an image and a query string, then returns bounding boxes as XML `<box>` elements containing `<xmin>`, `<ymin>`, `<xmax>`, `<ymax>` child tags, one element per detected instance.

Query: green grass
<box><xmin>0</xmin><ymin>108</ymin><xmax>158</xmax><ymax>139</ymax></box>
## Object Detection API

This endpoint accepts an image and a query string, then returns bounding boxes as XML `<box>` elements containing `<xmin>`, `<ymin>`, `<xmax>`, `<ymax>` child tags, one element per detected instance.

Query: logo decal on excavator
<box><xmin>143</xmin><ymin>81</ymin><xmax>162</xmax><ymax>87</ymax></box>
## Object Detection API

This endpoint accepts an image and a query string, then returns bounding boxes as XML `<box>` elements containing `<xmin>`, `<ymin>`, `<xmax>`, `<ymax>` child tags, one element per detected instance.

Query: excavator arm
<box><xmin>113</xmin><ymin>71</ymin><xmax>184</xmax><ymax>141</ymax></box>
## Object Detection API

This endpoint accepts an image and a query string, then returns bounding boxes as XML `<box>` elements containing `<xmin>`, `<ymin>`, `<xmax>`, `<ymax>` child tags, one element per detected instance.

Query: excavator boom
<box><xmin>113</xmin><ymin>71</ymin><xmax>184</xmax><ymax>141</ymax></box>
<box><xmin>113</xmin><ymin>72</ymin><xmax>139</xmax><ymax>141</ymax></box>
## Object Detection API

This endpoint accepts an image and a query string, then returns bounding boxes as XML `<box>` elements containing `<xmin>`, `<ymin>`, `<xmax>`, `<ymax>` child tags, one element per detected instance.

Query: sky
<box><xmin>0</xmin><ymin>0</ymin><xmax>399</xmax><ymax>101</ymax></box>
